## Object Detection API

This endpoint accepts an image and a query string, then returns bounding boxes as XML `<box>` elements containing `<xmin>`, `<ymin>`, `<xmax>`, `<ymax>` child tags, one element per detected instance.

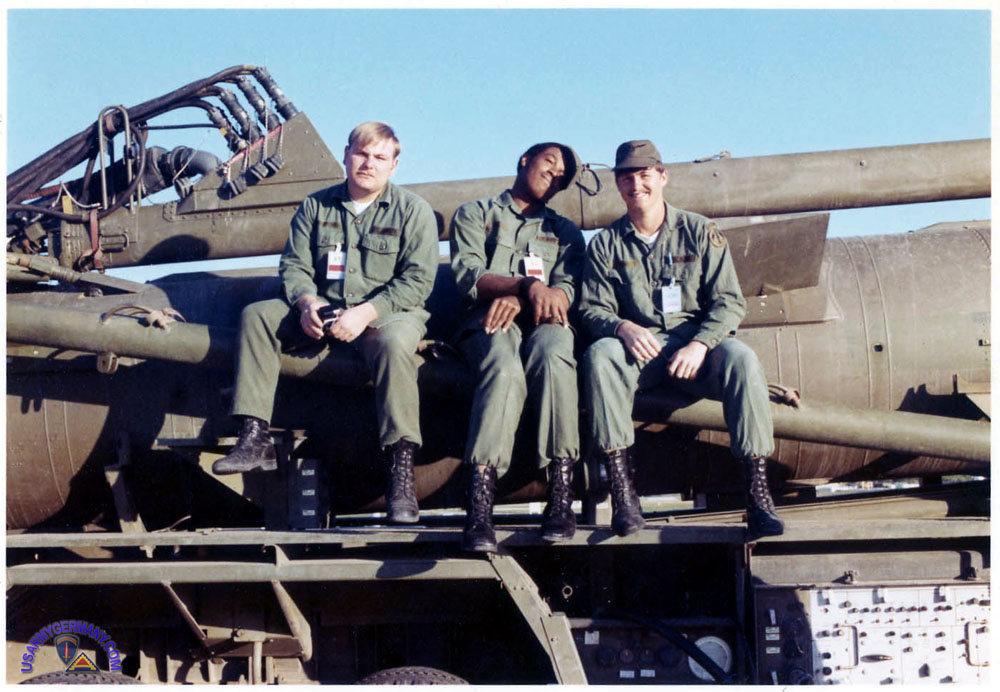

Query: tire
<box><xmin>21</xmin><ymin>670</ymin><xmax>140</xmax><ymax>684</ymax></box>
<box><xmin>358</xmin><ymin>666</ymin><xmax>468</xmax><ymax>685</ymax></box>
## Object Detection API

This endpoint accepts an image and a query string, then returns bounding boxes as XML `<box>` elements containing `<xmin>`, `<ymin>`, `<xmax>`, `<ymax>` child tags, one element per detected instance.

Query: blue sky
<box><xmin>4</xmin><ymin>7</ymin><xmax>992</xmax><ymax>274</ymax></box>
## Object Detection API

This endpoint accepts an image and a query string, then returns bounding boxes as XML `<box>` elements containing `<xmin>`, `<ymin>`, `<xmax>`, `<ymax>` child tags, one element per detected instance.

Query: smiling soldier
<box><xmin>579</xmin><ymin>139</ymin><xmax>784</xmax><ymax>541</ymax></box>
<box><xmin>451</xmin><ymin>143</ymin><xmax>585</xmax><ymax>552</ymax></box>
<box><xmin>213</xmin><ymin>121</ymin><xmax>437</xmax><ymax>526</ymax></box>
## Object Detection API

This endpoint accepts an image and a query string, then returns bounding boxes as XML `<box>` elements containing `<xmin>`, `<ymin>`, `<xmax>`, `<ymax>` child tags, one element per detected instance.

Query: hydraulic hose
<box><xmin>8</xmin><ymin>65</ymin><xmax>257</xmax><ymax>203</ymax></box>
<box><xmin>8</xmin><ymin>123</ymin><xmax>148</xmax><ymax>223</ymax></box>
<box><xmin>231</xmin><ymin>75</ymin><xmax>281</xmax><ymax>129</ymax></box>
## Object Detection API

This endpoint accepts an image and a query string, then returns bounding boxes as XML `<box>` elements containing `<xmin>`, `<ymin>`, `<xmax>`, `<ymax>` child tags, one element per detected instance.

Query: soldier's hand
<box><xmin>668</xmin><ymin>340</ymin><xmax>708</xmax><ymax>380</ymax></box>
<box><xmin>329</xmin><ymin>303</ymin><xmax>377</xmax><ymax>343</ymax></box>
<box><xmin>616</xmin><ymin>321</ymin><xmax>662</xmax><ymax>362</ymax></box>
<box><xmin>297</xmin><ymin>296</ymin><xmax>327</xmax><ymax>340</ymax></box>
<box><xmin>527</xmin><ymin>282</ymin><xmax>570</xmax><ymax>328</ymax></box>
<box><xmin>483</xmin><ymin>295</ymin><xmax>522</xmax><ymax>334</ymax></box>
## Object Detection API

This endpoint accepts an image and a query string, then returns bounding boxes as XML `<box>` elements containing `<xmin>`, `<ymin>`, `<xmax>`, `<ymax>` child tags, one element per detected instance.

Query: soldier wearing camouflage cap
<box><xmin>578</xmin><ymin>139</ymin><xmax>784</xmax><ymax>542</ymax></box>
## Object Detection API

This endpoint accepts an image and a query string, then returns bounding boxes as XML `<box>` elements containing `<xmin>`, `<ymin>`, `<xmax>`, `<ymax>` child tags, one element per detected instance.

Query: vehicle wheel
<box><xmin>358</xmin><ymin>666</ymin><xmax>468</xmax><ymax>684</ymax></box>
<box><xmin>21</xmin><ymin>670</ymin><xmax>140</xmax><ymax>684</ymax></box>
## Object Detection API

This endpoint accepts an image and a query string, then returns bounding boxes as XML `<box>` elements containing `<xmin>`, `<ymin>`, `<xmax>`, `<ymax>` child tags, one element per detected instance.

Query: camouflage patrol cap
<box><xmin>614</xmin><ymin>139</ymin><xmax>662</xmax><ymax>172</ymax></box>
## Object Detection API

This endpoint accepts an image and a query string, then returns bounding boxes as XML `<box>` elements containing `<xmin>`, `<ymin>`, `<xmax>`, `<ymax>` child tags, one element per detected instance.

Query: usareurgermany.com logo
<box><xmin>21</xmin><ymin>620</ymin><xmax>122</xmax><ymax>675</ymax></box>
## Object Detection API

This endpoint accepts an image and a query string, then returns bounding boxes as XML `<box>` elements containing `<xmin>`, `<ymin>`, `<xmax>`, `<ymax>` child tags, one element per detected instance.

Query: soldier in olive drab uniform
<box><xmin>579</xmin><ymin>140</ymin><xmax>783</xmax><ymax>541</ymax></box>
<box><xmin>214</xmin><ymin>121</ymin><xmax>438</xmax><ymax>525</ymax></box>
<box><xmin>451</xmin><ymin>142</ymin><xmax>585</xmax><ymax>552</ymax></box>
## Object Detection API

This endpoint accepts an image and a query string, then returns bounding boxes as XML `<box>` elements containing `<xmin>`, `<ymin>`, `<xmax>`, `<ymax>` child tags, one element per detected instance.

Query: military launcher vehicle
<box><xmin>6</xmin><ymin>66</ymin><xmax>990</xmax><ymax>684</ymax></box>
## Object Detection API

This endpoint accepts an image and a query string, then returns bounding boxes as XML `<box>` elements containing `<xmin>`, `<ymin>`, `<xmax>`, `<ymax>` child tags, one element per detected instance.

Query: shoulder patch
<box><xmin>707</xmin><ymin>221</ymin><xmax>727</xmax><ymax>248</ymax></box>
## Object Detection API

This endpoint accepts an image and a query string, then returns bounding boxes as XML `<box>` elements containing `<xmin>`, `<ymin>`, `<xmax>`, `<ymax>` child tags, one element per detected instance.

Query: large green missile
<box><xmin>6</xmin><ymin>299</ymin><xmax>989</xmax><ymax>464</ymax></box>
<box><xmin>38</xmin><ymin>131</ymin><xmax>990</xmax><ymax>270</ymax></box>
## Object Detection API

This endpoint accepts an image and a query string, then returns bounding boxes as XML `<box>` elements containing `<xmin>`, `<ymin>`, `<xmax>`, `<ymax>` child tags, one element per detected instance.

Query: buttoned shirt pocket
<box><xmin>659</xmin><ymin>261</ymin><xmax>699</xmax><ymax>312</ymax></box>
<box><xmin>316</xmin><ymin>219</ymin><xmax>345</xmax><ymax>247</ymax></box>
<box><xmin>359</xmin><ymin>232</ymin><xmax>400</xmax><ymax>282</ymax></box>
<box><xmin>486</xmin><ymin>227</ymin><xmax>517</xmax><ymax>276</ymax></box>
<box><xmin>610</xmin><ymin>260</ymin><xmax>649</xmax><ymax>319</ymax></box>
<box><xmin>315</xmin><ymin>221</ymin><xmax>346</xmax><ymax>279</ymax></box>
<box><xmin>527</xmin><ymin>236</ymin><xmax>559</xmax><ymax>282</ymax></box>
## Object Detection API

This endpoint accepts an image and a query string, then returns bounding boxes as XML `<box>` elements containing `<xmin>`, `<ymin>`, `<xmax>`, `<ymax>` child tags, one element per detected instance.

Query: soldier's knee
<box><xmin>532</xmin><ymin>323</ymin><xmax>573</xmax><ymax>347</ymax></box>
<box><xmin>484</xmin><ymin>350</ymin><xmax>524</xmax><ymax>378</ymax></box>
<box><xmin>715</xmin><ymin>340</ymin><xmax>764</xmax><ymax>379</ymax></box>
<box><xmin>362</xmin><ymin>331</ymin><xmax>418</xmax><ymax>375</ymax></box>
<box><xmin>527</xmin><ymin>326</ymin><xmax>576</xmax><ymax>372</ymax></box>
<box><xmin>371</xmin><ymin>327</ymin><xmax>416</xmax><ymax>354</ymax></box>
<box><xmin>477</xmin><ymin>347</ymin><xmax>525</xmax><ymax>393</ymax></box>
<box><xmin>239</xmin><ymin>300</ymin><xmax>280</xmax><ymax>336</ymax></box>
<box><xmin>584</xmin><ymin>337</ymin><xmax>626</xmax><ymax>374</ymax></box>
<box><xmin>240</xmin><ymin>301</ymin><xmax>264</xmax><ymax>326</ymax></box>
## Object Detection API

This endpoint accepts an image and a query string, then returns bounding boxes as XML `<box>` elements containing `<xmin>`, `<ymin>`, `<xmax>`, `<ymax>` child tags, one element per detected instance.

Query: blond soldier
<box><xmin>215</xmin><ymin>122</ymin><xmax>438</xmax><ymax>525</ymax></box>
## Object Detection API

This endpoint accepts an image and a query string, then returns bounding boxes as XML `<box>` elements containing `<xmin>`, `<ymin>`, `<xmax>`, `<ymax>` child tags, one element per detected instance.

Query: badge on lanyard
<box><xmin>523</xmin><ymin>252</ymin><xmax>546</xmax><ymax>284</ymax></box>
<box><xmin>326</xmin><ymin>243</ymin><xmax>345</xmax><ymax>280</ymax></box>
<box><xmin>661</xmin><ymin>279</ymin><xmax>682</xmax><ymax>313</ymax></box>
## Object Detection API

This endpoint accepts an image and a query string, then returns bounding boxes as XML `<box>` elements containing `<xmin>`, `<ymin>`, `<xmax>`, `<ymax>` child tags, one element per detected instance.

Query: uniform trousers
<box><xmin>457</xmin><ymin>320</ymin><xmax>580</xmax><ymax>474</ymax></box>
<box><xmin>583</xmin><ymin>333</ymin><xmax>773</xmax><ymax>459</ymax></box>
<box><xmin>231</xmin><ymin>297</ymin><xmax>424</xmax><ymax>447</ymax></box>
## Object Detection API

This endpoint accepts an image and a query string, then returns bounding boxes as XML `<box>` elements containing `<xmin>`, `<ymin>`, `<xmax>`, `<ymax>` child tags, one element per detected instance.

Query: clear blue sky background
<box><xmin>5</xmin><ymin>7</ymin><xmax>992</xmax><ymax>279</ymax></box>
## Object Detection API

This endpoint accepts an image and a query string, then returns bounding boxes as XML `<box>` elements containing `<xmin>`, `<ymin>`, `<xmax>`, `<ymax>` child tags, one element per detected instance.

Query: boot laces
<box><xmin>543</xmin><ymin>481</ymin><xmax>572</xmax><ymax>520</ymax></box>
<box><xmin>544</xmin><ymin>461</ymin><xmax>573</xmax><ymax>515</ymax></box>
<box><xmin>608</xmin><ymin>456</ymin><xmax>640</xmax><ymax>511</ymax></box>
<box><xmin>469</xmin><ymin>472</ymin><xmax>495</xmax><ymax>528</ymax></box>
<box><xmin>747</xmin><ymin>456</ymin><xmax>777</xmax><ymax>513</ymax></box>
<box><xmin>235</xmin><ymin>418</ymin><xmax>268</xmax><ymax>451</ymax></box>
<box><xmin>388</xmin><ymin>446</ymin><xmax>415</xmax><ymax>498</ymax></box>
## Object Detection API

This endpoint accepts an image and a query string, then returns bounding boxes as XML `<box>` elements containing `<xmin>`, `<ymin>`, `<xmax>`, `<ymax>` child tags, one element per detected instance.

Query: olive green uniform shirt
<box><xmin>579</xmin><ymin>202</ymin><xmax>745</xmax><ymax>346</ymax></box>
<box><xmin>281</xmin><ymin>181</ymin><xmax>438</xmax><ymax>323</ymax></box>
<box><xmin>580</xmin><ymin>202</ymin><xmax>773</xmax><ymax>458</ymax></box>
<box><xmin>451</xmin><ymin>189</ymin><xmax>584</xmax><ymax>313</ymax></box>
<box><xmin>231</xmin><ymin>181</ymin><xmax>436</xmax><ymax>447</ymax></box>
<box><xmin>449</xmin><ymin>190</ymin><xmax>585</xmax><ymax>470</ymax></box>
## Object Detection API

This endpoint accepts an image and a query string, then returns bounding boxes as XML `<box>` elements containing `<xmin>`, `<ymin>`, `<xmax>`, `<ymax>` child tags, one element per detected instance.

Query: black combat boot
<box><xmin>602</xmin><ymin>448</ymin><xmax>645</xmax><ymax>536</ymax></box>
<box><xmin>212</xmin><ymin>416</ymin><xmax>277</xmax><ymax>474</ymax></box>
<box><xmin>462</xmin><ymin>465</ymin><xmax>498</xmax><ymax>553</ymax></box>
<box><xmin>540</xmin><ymin>457</ymin><xmax>577</xmax><ymax>542</ymax></box>
<box><xmin>385</xmin><ymin>439</ymin><xmax>419</xmax><ymax>524</ymax></box>
<box><xmin>742</xmin><ymin>455</ymin><xmax>785</xmax><ymax>542</ymax></box>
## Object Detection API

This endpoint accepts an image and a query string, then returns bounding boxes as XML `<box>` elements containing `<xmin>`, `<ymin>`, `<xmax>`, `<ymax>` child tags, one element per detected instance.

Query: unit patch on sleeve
<box><xmin>707</xmin><ymin>221</ymin><xmax>727</xmax><ymax>248</ymax></box>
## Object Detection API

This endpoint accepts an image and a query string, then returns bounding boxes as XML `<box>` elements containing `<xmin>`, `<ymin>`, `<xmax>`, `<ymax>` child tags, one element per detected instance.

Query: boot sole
<box><xmin>612</xmin><ymin>520</ymin><xmax>645</xmax><ymax>537</ymax></box>
<box><xmin>744</xmin><ymin>525</ymin><xmax>785</xmax><ymax>543</ymax></box>
<box><xmin>540</xmin><ymin>533</ymin><xmax>574</xmax><ymax>543</ymax></box>
<box><xmin>462</xmin><ymin>538</ymin><xmax>497</xmax><ymax>553</ymax></box>
<box><xmin>463</xmin><ymin>545</ymin><xmax>497</xmax><ymax>553</ymax></box>
<box><xmin>387</xmin><ymin>511</ymin><xmax>420</xmax><ymax>525</ymax></box>
<box><xmin>540</xmin><ymin>527</ymin><xmax>576</xmax><ymax>542</ymax></box>
<box><xmin>211</xmin><ymin>457</ymin><xmax>278</xmax><ymax>475</ymax></box>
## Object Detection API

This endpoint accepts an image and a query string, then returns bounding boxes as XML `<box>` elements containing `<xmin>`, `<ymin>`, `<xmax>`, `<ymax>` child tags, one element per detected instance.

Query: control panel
<box><xmin>572</xmin><ymin>624</ymin><xmax>735</xmax><ymax>684</ymax></box>
<box><xmin>755</xmin><ymin>582</ymin><xmax>990</xmax><ymax>684</ymax></box>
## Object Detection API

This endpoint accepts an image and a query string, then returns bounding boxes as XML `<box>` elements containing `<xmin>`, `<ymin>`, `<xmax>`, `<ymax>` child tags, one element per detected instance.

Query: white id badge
<box><xmin>660</xmin><ymin>282</ymin><xmax>682</xmax><ymax>313</ymax></box>
<box><xmin>326</xmin><ymin>244</ymin><xmax>345</xmax><ymax>280</ymax></box>
<box><xmin>523</xmin><ymin>253</ymin><xmax>546</xmax><ymax>283</ymax></box>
